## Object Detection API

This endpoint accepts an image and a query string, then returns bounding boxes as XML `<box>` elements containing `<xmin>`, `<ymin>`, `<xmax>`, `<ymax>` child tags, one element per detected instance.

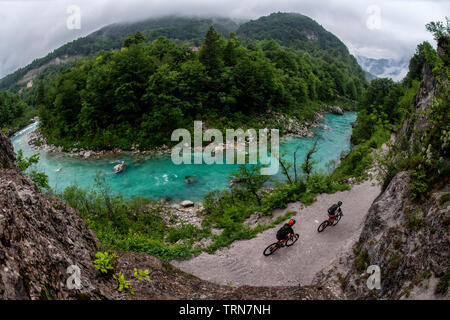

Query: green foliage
<box><xmin>409</xmin><ymin>169</ymin><xmax>428</xmax><ymax>201</ymax></box>
<box><xmin>113</xmin><ymin>272</ymin><xmax>135</xmax><ymax>295</ymax></box>
<box><xmin>306</xmin><ymin>172</ymin><xmax>350</xmax><ymax>194</ymax></box>
<box><xmin>124</xmin><ymin>31</ymin><xmax>146</xmax><ymax>47</ymax></box>
<box><xmin>376</xmin><ymin>20</ymin><xmax>449</xmax><ymax>197</ymax></box>
<box><xmin>93</xmin><ymin>251</ymin><xmax>118</xmax><ymax>275</ymax></box>
<box><xmin>300</xmin><ymin>141</ymin><xmax>317</xmax><ymax>181</ymax></box>
<box><xmin>61</xmin><ymin>174</ymin><xmax>201</xmax><ymax>261</ymax></box>
<box><xmin>35</xmin><ymin>18</ymin><xmax>365</xmax><ymax>151</ymax></box>
<box><xmin>229</xmin><ymin>163</ymin><xmax>271</xmax><ymax>205</ymax></box>
<box><xmin>0</xmin><ymin>91</ymin><xmax>35</xmax><ymax>136</ymax></box>
<box><xmin>236</xmin><ymin>12</ymin><xmax>366</xmax><ymax>101</ymax></box>
<box><xmin>0</xmin><ymin>16</ymin><xmax>238</xmax><ymax>92</ymax></box>
<box><xmin>260</xmin><ymin>182</ymin><xmax>307</xmax><ymax>214</ymax></box>
<box><xmin>354</xmin><ymin>248</ymin><xmax>370</xmax><ymax>273</ymax></box>
<box><xmin>407</xmin><ymin>210</ymin><xmax>425</xmax><ymax>231</ymax></box>
<box><xmin>133</xmin><ymin>268</ymin><xmax>150</xmax><ymax>281</ymax></box>
<box><xmin>403</xmin><ymin>42</ymin><xmax>433</xmax><ymax>86</ymax></box>
<box><xmin>440</xmin><ymin>193</ymin><xmax>450</xmax><ymax>206</ymax></box>
<box><xmin>167</xmin><ymin>224</ymin><xmax>211</xmax><ymax>244</ymax></box>
<box><xmin>16</xmin><ymin>149</ymin><xmax>51</xmax><ymax>191</ymax></box>
<box><xmin>436</xmin><ymin>266</ymin><xmax>450</xmax><ymax>295</ymax></box>
<box><xmin>332</xmin><ymin>144</ymin><xmax>373</xmax><ymax>181</ymax></box>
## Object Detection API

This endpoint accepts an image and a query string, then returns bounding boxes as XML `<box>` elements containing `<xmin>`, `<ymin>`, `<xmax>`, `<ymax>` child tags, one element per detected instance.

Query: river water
<box><xmin>11</xmin><ymin>113</ymin><xmax>356</xmax><ymax>202</ymax></box>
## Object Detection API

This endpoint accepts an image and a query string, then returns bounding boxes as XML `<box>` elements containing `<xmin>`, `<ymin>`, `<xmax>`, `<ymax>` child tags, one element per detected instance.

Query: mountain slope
<box><xmin>236</xmin><ymin>12</ymin><xmax>366</xmax><ymax>83</ymax></box>
<box><xmin>0</xmin><ymin>16</ymin><xmax>238</xmax><ymax>92</ymax></box>
<box><xmin>356</xmin><ymin>55</ymin><xmax>409</xmax><ymax>82</ymax></box>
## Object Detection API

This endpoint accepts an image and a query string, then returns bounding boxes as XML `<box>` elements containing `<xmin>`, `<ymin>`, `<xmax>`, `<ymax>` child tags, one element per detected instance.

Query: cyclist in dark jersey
<box><xmin>276</xmin><ymin>219</ymin><xmax>296</xmax><ymax>245</ymax></box>
<box><xmin>328</xmin><ymin>201</ymin><xmax>343</xmax><ymax>222</ymax></box>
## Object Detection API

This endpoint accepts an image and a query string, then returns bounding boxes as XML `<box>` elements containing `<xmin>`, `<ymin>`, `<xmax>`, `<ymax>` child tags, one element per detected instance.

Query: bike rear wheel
<box><xmin>285</xmin><ymin>234</ymin><xmax>299</xmax><ymax>247</ymax></box>
<box><xmin>332</xmin><ymin>213</ymin><xmax>342</xmax><ymax>226</ymax></box>
<box><xmin>263</xmin><ymin>242</ymin><xmax>279</xmax><ymax>256</ymax></box>
<box><xmin>318</xmin><ymin>221</ymin><xmax>329</xmax><ymax>232</ymax></box>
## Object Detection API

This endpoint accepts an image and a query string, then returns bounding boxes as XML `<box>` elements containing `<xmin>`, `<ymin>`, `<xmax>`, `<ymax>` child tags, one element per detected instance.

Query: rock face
<box><xmin>342</xmin><ymin>61</ymin><xmax>449</xmax><ymax>299</ymax></box>
<box><xmin>0</xmin><ymin>131</ymin><xmax>117</xmax><ymax>300</ymax></box>
<box><xmin>343</xmin><ymin>172</ymin><xmax>449</xmax><ymax>299</ymax></box>
<box><xmin>0</xmin><ymin>131</ymin><xmax>16</xmax><ymax>169</ymax></box>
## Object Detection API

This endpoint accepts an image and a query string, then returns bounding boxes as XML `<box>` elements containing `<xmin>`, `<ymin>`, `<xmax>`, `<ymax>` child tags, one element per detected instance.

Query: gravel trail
<box><xmin>172</xmin><ymin>179</ymin><xmax>381</xmax><ymax>286</ymax></box>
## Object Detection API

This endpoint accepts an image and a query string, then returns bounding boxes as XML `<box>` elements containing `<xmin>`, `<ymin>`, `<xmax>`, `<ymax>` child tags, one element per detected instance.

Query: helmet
<box><xmin>338</xmin><ymin>201</ymin><xmax>343</xmax><ymax>206</ymax></box>
<box><xmin>288</xmin><ymin>219</ymin><xmax>296</xmax><ymax>226</ymax></box>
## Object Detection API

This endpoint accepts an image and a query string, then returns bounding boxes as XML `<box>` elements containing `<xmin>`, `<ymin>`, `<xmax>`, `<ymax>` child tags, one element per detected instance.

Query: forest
<box><xmin>35</xmin><ymin>24</ymin><xmax>366</xmax><ymax>150</ymax></box>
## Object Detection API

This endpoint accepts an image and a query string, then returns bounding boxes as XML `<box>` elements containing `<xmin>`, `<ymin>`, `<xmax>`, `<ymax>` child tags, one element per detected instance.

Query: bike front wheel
<box><xmin>285</xmin><ymin>234</ymin><xmax>299</xmax><ymax>247</ymax></box>
<box><xmin>318</xmin><ymin>221</ymin><xmax>329</xmax><ymax>232</ymax></box>
<box><xmin>263</xmin><ymin>242</ymin><xmax>279</xmax><ymax>256</ymax></box>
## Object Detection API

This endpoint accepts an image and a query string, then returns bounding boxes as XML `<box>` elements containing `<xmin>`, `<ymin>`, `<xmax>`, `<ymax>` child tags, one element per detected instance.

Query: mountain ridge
<box><xmin>0</xmin><ymin>12</ymin><xmax>365</xmax><ymax>93</ymax></box>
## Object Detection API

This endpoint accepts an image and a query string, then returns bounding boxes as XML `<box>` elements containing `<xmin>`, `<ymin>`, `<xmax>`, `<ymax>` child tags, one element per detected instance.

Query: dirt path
<box><xmin>172</xmin><ymin>179</ymin><xmax>381</xmax><ymax>287</ymax></box>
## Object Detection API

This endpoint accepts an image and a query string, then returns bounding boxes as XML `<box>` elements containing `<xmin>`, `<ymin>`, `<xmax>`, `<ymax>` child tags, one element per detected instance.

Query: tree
<box><xmin>199</xmin><ymin>26</ymin><xmax>222</xmax><ymax>75</ymax></box>
<box><xmin>123</xmin><ymin>31</ymin><xmax>146</xmax><ymax>48</ymax></box>
<box><xmin>301</xmin><ymin>140</ymin><xmax>318</xmax><ymax>181</ymax></box>
<box><xmin>229</xmin><ymin>163</ymin><xmax>271</xmax><ymax>205</ymax></box>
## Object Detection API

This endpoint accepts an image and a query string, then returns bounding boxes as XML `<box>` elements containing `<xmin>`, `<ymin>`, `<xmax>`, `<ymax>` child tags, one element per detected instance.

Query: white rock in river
<box><xmin>329</xmin><ymin>106</ymin><xmax>344</xmax><ymax>115</ymax></box>
<box><xmin>180</xmin><ymin>200</ymin><xmax>194</xmax><ymax>208</ymax></box>
<box><xmin>113</xmin><ymin>163</ymin><xmax>126</xmax><ymax>174</ymax></box>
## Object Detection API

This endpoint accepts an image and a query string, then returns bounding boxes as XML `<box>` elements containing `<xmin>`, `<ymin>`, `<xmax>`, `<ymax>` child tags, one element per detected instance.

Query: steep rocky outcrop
<box><xmin>343</xmin><ymin>171</ymin><xmax>449</xmax><ymax>299</ymax></box>
<box><xmin>340</xmin><ymin>60</ymin><xmax>449</xmax><ymax>299</ymax></box>
<box><xmin>0</xmin><ymin>131</ymin><xmax>16</xmax><ymax>169</ymax></box>
<box><xmin>0</xmin><ymin>131</ymin><xmax>118</xmax><ymax>300</ymax></box>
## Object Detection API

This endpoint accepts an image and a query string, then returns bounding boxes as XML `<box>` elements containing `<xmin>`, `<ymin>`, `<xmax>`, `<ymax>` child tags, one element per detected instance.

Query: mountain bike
<box><xmin>317</xmin><ymin>212</ymin><xmax>342</xmax><ymax>232</ymax></box>
<box><xmin>263</xmin><ymin>233</ymin><xmax>299</xmax><ymax>256</ymax></box>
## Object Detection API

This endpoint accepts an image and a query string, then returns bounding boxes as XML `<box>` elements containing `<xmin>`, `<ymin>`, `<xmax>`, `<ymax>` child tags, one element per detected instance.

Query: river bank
<box><xmin>12</xmin><ymin>112</ymin><xmax>357</xmax><ymax>202</ymax></box>
<box><xmin>23</xmin><ymin>109</ymin><xmax>344</xmax><ymax>160</ymax></box>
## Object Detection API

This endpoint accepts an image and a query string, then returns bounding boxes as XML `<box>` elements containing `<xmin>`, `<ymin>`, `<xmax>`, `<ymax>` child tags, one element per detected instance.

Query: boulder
<box><xmin>184</xmin><ymin>176</ymin><xmax>197</xmax><ymax>184</ymax></box>
<box><xmin>180</xmin><ymin>200</ymin><xmax>194</xmax><ymax>208</ymax></box>
<box><xmin>113</xmin><ymin>163</ymin><xmax>126</xmax><ymax>174</ymax></box>
<box><xmin>329</xmin><ymin>106</ymin><xmax>344</xmax><ymax>115</ymax></box>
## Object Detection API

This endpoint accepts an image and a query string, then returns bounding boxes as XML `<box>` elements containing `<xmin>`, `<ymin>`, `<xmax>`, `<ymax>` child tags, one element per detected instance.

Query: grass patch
<box><xmin>354</xmin><ymin>248</ymin><xmax>370</xmax><ymax>273</ymax></box>
<box><xmin>436</xmin><ymin>267</ymin><xmax>450</xmax><ymax>296</ymax></box>
<box><xmin>407</xmin><ymin>210</ymin><xmax>425</xmax><ymax>231</ymax></box>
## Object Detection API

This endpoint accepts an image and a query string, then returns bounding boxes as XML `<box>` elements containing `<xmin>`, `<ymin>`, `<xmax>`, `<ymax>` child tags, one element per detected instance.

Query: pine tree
<box><xmin>199</xmin><ymin>26</ymin><xmax>221</xmax><ymax>75</ymax></box>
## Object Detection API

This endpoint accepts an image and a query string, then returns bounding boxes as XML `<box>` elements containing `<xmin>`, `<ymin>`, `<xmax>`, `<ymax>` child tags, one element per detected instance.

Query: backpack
<box><xmin>328</xmin><ymin>204</ymin><xmax>339</xmax><ymax>215</ymax></box>
<box><xmin>277</xmin><ymin>224</ymin><xmax>290</xmax><ymax>238</ymax></box>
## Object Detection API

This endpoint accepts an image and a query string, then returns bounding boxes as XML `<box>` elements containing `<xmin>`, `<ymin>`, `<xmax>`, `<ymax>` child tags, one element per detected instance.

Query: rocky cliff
<box><xmin>344</xmin><ymin>171</ymin><xmax>449</xmax><ymax>299</ymax></box>
<box><xmin>341</xmin><ymin>61</ymin><xmax>449</xmax><ymax>299</ymax></box>
<box><xmin>0</xmin><ymin>130</ymin><xmax>118</xmax><ymax>299</ymax></box>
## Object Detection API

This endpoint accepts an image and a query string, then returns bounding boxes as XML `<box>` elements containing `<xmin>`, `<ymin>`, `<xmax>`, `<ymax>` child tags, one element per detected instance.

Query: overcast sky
<box><xmin>0</xmin><ymin>0</ymin><xmax>448</xmax><ymax>78</ymax></box>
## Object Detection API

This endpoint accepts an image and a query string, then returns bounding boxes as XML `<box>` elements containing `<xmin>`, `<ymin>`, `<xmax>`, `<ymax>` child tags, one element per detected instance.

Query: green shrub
<box><xmin>113</xmin><ymin>272</ymin><xmax>135</xmax><ymax>295</ymax></box>
<box><xmin>440</xmin><ymin>193</ymin><xmax>450</xmax><ymax>205</ymax></box>
<box><xmin>93</xmin><ymin>251</ymin><xmax>118</xmax><ymax>275</ymax></box>
<box><xmin>407</xmin><ymin>211</ymin><xmax>425</xmax><ymax>231</ymax></box>
<box><xmin>133</xmin><ymin>268</ymin><xmax>150</xmax><ymax>281</ymax></box>
<box><xmin>409</xmin><ymin>169</ymin><xmax>428</xmax><ymax>201</ymax></box>
<box><xmin>354</xmin><ymin>248</ymin><xmax>370</xmax><ymax>273</ymax></box>
<box><xmin>436</xmin><ymin>267</ymin><xmax>450</xmax><ymax>295</ymax></box>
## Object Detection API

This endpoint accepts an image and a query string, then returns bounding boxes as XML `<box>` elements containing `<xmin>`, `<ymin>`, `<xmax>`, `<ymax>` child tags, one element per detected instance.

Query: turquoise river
<box><xmin>11</xmin><ymin>113</ymin><xmax>356</xmax><ymax>202</ymax></box>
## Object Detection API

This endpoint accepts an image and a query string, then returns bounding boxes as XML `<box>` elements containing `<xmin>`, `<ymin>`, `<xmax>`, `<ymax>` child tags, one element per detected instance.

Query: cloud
<box><xmin>0</xmin><ymin>0</ymin><xmax>448</xmax><ymax>78</ymax></box>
